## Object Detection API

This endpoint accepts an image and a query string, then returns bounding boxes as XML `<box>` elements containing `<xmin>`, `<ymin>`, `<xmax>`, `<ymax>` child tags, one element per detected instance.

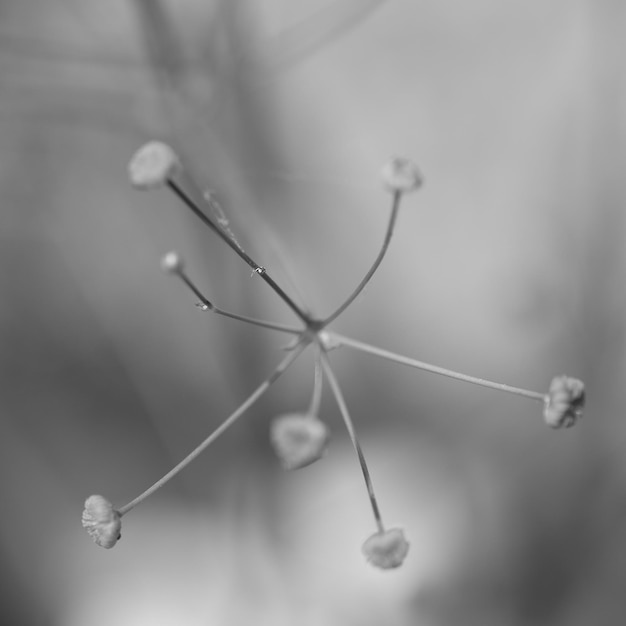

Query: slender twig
<box><xmin>166</xmin><ymin>179</ymin><xmax>311</xmax><ymax>324</ymax></box>
<box><xmin>320</xmin><ymin>350</ymin><xmax>385</xmax><ymax>533</ymax></box>
<box><xmin>118</xmin><ymin>343</ymin><xmax>307</xmax><ymax>516</ymax></box>
<box><xmin>330</xmin><ymin>333</ymin><xmax>546</xmax><ymax>401</ymax></box>
<box><xmin>322</xmin><ymin>191</ymin><xmax>401</xmax><ymax>326</ymax></box>
<box><xmin>174</xmin><ymin>269</ymin><xmax>303</xmax><ymax>334</ymax></box>
<box><xmin>307</xmin><ymin>343</ymin><xmax>324</xmax><ymax>416</ymax></box>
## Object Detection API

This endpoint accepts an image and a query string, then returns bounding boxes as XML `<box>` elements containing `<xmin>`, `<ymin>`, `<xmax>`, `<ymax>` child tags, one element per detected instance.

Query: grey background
<box><xmin>0</xmin><ymin>1</ymin><xmax>623</xmax><ymax>624</ymax></box>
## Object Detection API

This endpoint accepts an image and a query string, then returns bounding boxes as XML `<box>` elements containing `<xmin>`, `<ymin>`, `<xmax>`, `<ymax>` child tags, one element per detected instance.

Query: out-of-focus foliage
<box><xmin>0</xmin><ymin>1</ymin><xmax>624</xmax><ymax>624</ymax></box>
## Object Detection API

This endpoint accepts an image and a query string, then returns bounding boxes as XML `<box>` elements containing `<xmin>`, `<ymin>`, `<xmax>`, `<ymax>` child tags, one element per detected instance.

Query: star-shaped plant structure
<box><xmin>82</xmin><ymin>142</ymin><xmax>586</xmax><ymax>569</ymax></box>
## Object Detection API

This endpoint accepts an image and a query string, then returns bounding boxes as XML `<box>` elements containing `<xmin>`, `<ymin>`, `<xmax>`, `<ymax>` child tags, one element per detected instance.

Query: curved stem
<box><xmin>320</xmin><ymin>350</ymin><xmax>385</xmax><ymax>533</ymax></box>
<box><xmin>176</xmin><ymin>269</ymin><xmax>303</xmax><ymax>334</ymax></box>
<box><xmin>322</xmin><ymin>191</ymin><xmax>401</xmax><ymax>326</ymax></box>
<box><xmin>166</xmin><ymin>179</ymin><xmax>311</xmax><ymax>325</ymax></box>
<box><xmin>307</xmin><ymin>344</ymin><xmax>323</xmax><ymax>416</ymax></box>
<box><xmin>118</xmin><ymin>343</ymin><xmax>307</xmax><ymax>516</ymax></box>
<box><xmin>214</xmin><ymin>307</ymin><xmax>301</xmax><ymax>334</ymax></box>
<box><xmin>330</xmin><ymin>332</ymin><xmax>545</xmax><ymax>401</ymax></box>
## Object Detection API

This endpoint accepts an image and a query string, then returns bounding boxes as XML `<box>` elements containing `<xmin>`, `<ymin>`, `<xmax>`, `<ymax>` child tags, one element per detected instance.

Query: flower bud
<box><xmin>81</xmin><ymin>495</ymin><xmax>122</xmax><ymax>549</ymax></box>
<box><xmin>362</xmin><ymin>527</ymin><xmax>409</xmax><ymax>569</ymax></box>
<box><xmin>160</xmin><ymin>251</ymin><xmax>184</xmax><ymax>274</ymax></box>
<box><xmin>128</xmin><ymin>141</ymin><xmax>181</xmax><ymax>190</ymax></box>
<box><xmin>381</xmin><ymin>157</ymin><xmax>423</xmax><ymax>193</ymax></box>
<box><xmin>270</xmin><ymin>413</ymin><xmax>330</xmax><ymax>470</ymax></box>
<box><xmin>543</xmin><ymin>375</ymin><xmax>585</xmax><ymax>429</ymax></box>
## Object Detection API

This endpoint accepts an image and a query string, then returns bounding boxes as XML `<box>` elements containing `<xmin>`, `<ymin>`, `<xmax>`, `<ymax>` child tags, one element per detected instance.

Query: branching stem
<box><xmin>118</xmin><ymin>343</ymin><xmax>307</xmax><ymax>516</ymax></box>
<box><xmin>320</xmin><ymin>350</ymin><xmax>385</xmax><ymax>533</ymax></box>
<box><xmin>308</xmin><ymin>343</ymin><xmax>324</xmax><ymax>416</ymax></box>
<box><xmin>330</xmin><ymin>332</ymin><xmax>546</xmax><ymax>401</ymax></box>
<box><xmin>175</xmin><ymin>269</ymin><xmax>302</xmax><ymax>334</ymax></box>
<box><xmin>166</xmin><ymin>179</ymin><xmax>311</xmax><ymax>325</ymax></box>
<box><xmin>322</xmin><ymin>191</ymin><xmax>401</xmax><ymax>326</ymax></box>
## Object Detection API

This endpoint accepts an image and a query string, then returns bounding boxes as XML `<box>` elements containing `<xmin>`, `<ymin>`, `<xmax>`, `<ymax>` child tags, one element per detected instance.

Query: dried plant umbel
<box><xmin>82</xmin><ymin>142</ymin><xmax>585</xmax><ymax>569</ymax></box>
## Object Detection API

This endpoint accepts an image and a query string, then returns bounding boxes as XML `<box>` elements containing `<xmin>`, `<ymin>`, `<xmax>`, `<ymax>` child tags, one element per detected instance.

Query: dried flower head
<box><xmin>100</xmin><ymin>136</ymin><xmax>587</xmax><ymax>571</ymax></box>
<box><xmin>81</xmin><ymin>495</ymin><xmax>122</xmax><ymax>549</ymax></box>
<box><xmin>160</xmin><ymin>251</ymin><xmax>184</xmax><ymax>274</ymax></box>
<box><xmin>128</xmin><ymin>141</ymin><xmax>181</xmax><ymax>190</ymax></box>
<box><xmin>543</xmin><ymin>375</ymin><xmax>586</xmax><ymax>429</ymax></box>
<box><xmin>270</xmin><ymin>413</ymin><xmax>330</xmax><ymax>470</ymax></box>
<box><xmin>362</xmin><ymin>528</ymin><xmax>410</xmax><ymax>569</ymax></box>
<box><xmin>381</xmin><ymin>157</ymin><xmax>423</xmax><ymax>194</ymax></box>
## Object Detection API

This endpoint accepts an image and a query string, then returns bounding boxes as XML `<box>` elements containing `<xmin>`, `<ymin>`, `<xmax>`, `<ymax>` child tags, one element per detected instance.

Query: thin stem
<box><xmin>331</xmin><ymin>333</ymin><xmax>546</xmax><ymax>402</ymax></box>
<box><xmin>175</xmin><ymin>269</ymin><xmax>303</xmax><ymax>334</ymax></box>
<box><xmin>307</xmin><ymin>344</ymin><xmax>323</xmax><ymax>416</ymax></box>
<box><xmin>320</xmin><ymin>350</ymin><xmax>384</xmax><ymax>533</ymax></box>
<box><xmin>166</xmin><ymin>179</ymin><xmax>311</xmax><ymax>325</ymax></box>
<box><xmin>322</xmin><ymin>191</ymin><xmax>401</xmax><ymax>326</ymax></box>
<box><xmin>118</xmin><ymin>343</ymin><xmax>307</xmax><ymax>516</ymax></box>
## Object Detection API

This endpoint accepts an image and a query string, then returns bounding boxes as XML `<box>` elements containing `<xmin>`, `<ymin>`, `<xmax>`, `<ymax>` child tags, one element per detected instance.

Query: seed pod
<box><xmin>543</xmin><ymin>375</ymin><xmax>585</xmax><ymax>429</ymax></box>
<box><xmin>81</xmin><ymin>495</ymin><xmax>122</xmax><ymax>549</ymax></box>
<box><xmin>362</xmin><ymin>527</ymin><xmax>410</xmax><ymax>570</ymax></box>
<box><xmin>128</xmin><ymin>141</ymin><xmax>181</xmax><ymax>190</ymax></box>
<box><xmin>381</xmin><ymin>157</ymin><xmax>423</xmax><ymax>193</ymax></box>
<box><xmin>270</xmin><ymin>413</ymin><xmax>330</xmax><ymax>470</ymax></box>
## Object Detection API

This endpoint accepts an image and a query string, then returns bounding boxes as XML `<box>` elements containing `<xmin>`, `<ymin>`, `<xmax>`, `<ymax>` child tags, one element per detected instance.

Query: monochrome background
<box><xmin>0</xmin><ymin>1</ymin><xmax>623</xmax><ymax>624</ymax></box>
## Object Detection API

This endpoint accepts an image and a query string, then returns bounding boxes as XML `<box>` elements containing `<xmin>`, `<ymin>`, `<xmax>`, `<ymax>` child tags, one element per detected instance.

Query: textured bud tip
<box><xmin>270</xmin><ymin>413</ymin><xmax>330</xmax><ymax>470</ymax></box>
<box><xmin>543</xmin><ymin>375</ymin><xmax>585</xmax><ymax>429</ymax></box>
<box><xmin>381</xmin><ymin>157</ymin><xmax>423</xmax><ymax>193</ymax></box>
<box><xmin>362</xmin><ymin>528</ymin><xmax>410</xmax><ymax>570</ymax></box>
<box><xmin>128</xmin><ymin>141</ymin><xmax>181</xmax><ymax>190</ymax></box>
<box><xmin>160</xmin><ymin>251</ymin><xmax>184</xmax><ymax>274</ymax></box>
<box><xmin>81</xmin><ymin>495</ymin><xmax>122</xmax><ymax>549</ymax></box>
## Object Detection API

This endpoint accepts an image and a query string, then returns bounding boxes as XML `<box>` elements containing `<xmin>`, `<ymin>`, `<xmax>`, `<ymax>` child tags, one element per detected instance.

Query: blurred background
<box><xmin>0</xmin><ymin>0</ymin><xmax>624</xmax><ymax>624</ymax></box>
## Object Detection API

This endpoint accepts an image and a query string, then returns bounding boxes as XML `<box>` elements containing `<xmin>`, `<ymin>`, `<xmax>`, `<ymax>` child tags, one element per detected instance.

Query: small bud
<box><xmin>381</xmin><ymin>157</ymin><xmax>423</xmax><ymax>193</ymax></box>
<box><xmin>543</xmin><ymin>375</ymin><xmax>585</xmax><ymax>429</ymax></box>
<box><xmin>362</xmin><ymin>527</ymin><xmax>410</xmax><ymax>570</ymax></box>
<box><xmin>317</xmin><ymin>331</ymin><xmax>341</xmax><ymax>352</ymax></box>
<box><xmin>81</xmin><ymin>495</ymin><xmax>122</xmax><ymax>549</ymax></box>
<box><xmin>270</xmin><ymin>413</ymin><xmax>330</xmax><ymax>470</ymax></box>
<box><xmin>160</xmin><ymin>251</ymin><xmax>184</xmax><ymax>274</ymax></box>
<box><xmin>128</xmin><ymin>141</ymin><xmax>181</xmax><ymax>190</ymax></box>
